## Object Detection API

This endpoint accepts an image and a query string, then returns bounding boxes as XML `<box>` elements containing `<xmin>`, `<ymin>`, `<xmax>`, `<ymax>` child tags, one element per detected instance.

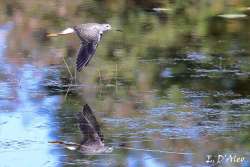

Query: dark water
<box><xmin>0</xmin><ymin>1</ymin><xmax>250</xmax><ymax>167</ymax></box>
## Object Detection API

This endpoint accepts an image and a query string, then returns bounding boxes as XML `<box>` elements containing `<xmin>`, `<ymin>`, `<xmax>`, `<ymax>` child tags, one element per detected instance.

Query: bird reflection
<box><xmin>49</xmin><ymin>104</ymin><xmax>112</xmax><ymax>154</ymax></box>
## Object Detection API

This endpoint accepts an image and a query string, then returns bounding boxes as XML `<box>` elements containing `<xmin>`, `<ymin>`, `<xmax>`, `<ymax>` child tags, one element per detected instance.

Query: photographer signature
<box><xmin>206</xmin><ymin>154</ymin><xmax>246</xmax><ymax>164</ymax></box>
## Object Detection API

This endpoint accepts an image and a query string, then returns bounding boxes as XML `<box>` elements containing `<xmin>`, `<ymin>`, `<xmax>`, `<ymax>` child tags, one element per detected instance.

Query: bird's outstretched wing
<box><xmin>73</xmin><ymin>25</ymin><xmax>100</xmax><ymax>71</ymax></box>
<box><xmin>76</xmin><ymin>43</ymin><xmax>97</xmax><ymax>71</ymax></box>
<box><xmin>76</xmin><ymin>104</ymin><xmax>104</xmax><ymax>145</ymax></box>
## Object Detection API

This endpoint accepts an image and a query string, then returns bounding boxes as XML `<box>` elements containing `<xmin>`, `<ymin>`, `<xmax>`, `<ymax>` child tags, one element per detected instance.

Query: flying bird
<box><xmin>47</xmin><ymin>23</ymin><xmax>112</xmax><ymax>71</ymax></box>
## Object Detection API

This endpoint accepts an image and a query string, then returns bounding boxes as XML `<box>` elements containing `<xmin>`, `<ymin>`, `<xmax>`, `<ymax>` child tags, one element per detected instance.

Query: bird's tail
<box><xmin>48</xmin><ymin>140</ymin><xmax>80</xmax><ymax>150</ymax></box>
<box><xmin>47</xmin><ymin>27</ymin><xmax>75</xmax><ymax>37</ymax></box>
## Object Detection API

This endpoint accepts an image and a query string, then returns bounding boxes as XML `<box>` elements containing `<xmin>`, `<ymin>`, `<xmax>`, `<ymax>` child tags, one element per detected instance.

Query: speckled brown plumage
<box><xmin>73</xmin><ymin>23</ymin><xmax>112</xmax><ymax>71</ymax></box>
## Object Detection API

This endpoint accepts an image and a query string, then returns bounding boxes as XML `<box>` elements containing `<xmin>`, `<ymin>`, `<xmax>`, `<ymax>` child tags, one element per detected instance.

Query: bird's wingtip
<box><xmin>76</xmin><ymin>66</ymin><xmax>82</xmax><ymax>72</ymax></box>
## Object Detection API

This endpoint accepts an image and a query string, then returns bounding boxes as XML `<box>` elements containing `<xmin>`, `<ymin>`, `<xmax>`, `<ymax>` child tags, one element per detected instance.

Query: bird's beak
<box><xmin>115</xmin><ymin>29</ymin><xmax>122</xmax><ymax>32</ymax></box>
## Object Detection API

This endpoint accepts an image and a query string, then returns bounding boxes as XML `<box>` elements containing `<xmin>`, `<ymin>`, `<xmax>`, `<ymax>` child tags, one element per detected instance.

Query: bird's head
<box><xmin>101</xmin><ymin>24</ymin><xmax>112</xmax><ymax>32</ymax></box>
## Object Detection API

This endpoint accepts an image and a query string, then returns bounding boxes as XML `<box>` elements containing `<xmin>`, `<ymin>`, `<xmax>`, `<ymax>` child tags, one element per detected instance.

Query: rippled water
<box><xmin>0</xmin><ymin>1</ymin><xmax>250</xmax><ymax>167</ymax></box>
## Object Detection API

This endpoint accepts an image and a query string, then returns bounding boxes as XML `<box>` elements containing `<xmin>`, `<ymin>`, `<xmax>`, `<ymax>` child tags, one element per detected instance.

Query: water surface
<box><xmin>0</xmin><ymin>1</ymin><xmax>250</xmax><ymax>167</ymax></box>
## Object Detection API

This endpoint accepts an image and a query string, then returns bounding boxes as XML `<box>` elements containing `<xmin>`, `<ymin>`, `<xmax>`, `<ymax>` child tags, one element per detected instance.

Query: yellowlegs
<box><xmin>47</xmin><ymin>23</ymin><xmax>112</xmax><ymax>71</ymax></box>
<box><xmin>49</xmin><ymin>104</ymin><xmax>112</xmax><ymax>154</ymax></box>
